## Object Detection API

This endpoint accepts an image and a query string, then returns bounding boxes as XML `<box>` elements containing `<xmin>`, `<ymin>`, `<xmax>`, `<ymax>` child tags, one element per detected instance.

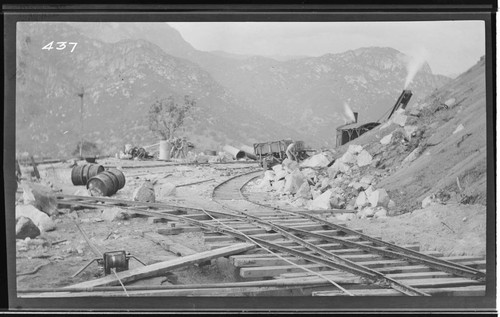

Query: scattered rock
<box><xmin>392</xmin><ymin>111</ymin><xmax>408</xmax><ymax>127</ymax></box>
<box><xmin>422</xmin><ymin>195</ymin><xmax>441</xmax><ymax>208</ymax></box>
<box><xmin>347</xmin><ymin>144</ymin><xmax>363</xmax><ymax>155</ymax></box>
<box><xmin>453</xmin><ymin>124</ymin><xmax>464</xmax><ymax>134</ymax></box>
<box><xmin>282</xmin><ymin>158</ymin><xmax>299</xmax><ymax>173</ymax></box>
<box><xmin>335</xmin><ymin>213</ymin><xmax>354</xmax><ymax>222</ymax></box>
<box><xmin>402</xmin><ymin>147</ymin><xmax>421</xmax><ymax>164</ymax></box>
<box><xmin>328</xmin><ymin>161</ymin><xmax>350</xmax><ymax>178</ymax></box>
<box><xmin>360</xmin><ymin>175</ymin><xmax>374</xmax><ymax>185</ymax></box>
<box><xmin>263</xmin><ymin>171</ymin><xmax>276</xmax><ymax>182</ymax></box>
<box><xmin>16</xmin><ymin>205</ymin><xmax>55</xmax><ymax>232</ymax></box>
<box><xmin>356</xmin><ymin>150</ymin><xmax>373</xmax><ymax>167</ymax></box>
<box><xmin>387</xmin><ymin>200</ymin><xmax>396</xmax><ymax>210</ymax></box>
<box><xmin>21</xmin><ymin>182</ymin><xmax>58</xmax><ymax>216</ymax></box>
<box><xmin>409</xmin><ymin>108</ymin><xmax>421</xmax><ymax>117</ymax></box>
<box><xmin>300</xmin><ymin>153</ymin><xmax>330</xmax><ymax>168</ymax></box>
<box><xmin>195</xmin><ymin>155</ymin><xmax>209</xmax><ymax>163</ymax></box>
<box><xmin>380</xmin><ymin>134</ymin><xmax>393</xmax><ymax>145</ymax></box>
<box><xmin>272</xmin><ymin>165</ymin><xmax>287</xmax><ymax>180</ymax></box>
<box><xmin>16</xmin><ymin>216</ymin><xmax>41</xmax><ymax>239</ymax></box>
<box><xmin>310</xmin><ymin>189</ymin><xmax>332</xmax><ymax>210</ymax></box>
<box><xmin>272</xmin><ymin>179</ymin><xmax>285</xmax><ymax>192</ymax></box>
<box><xmin>295</xmin><ymin>182</ymin><xmax>312</xmax><ymax>200</ymax></box>
<box><xmin>101</xmin><ymin>207</ymin><xmax>129</xmax><ymax>222</ymax></box>
<box><xmin>374</xmin><ymin>207</ymin><xmax>388</xmax><ymax>218</ymax></box>
<box><xmin>157</xmin><ymin>183</ymin><xmax>177</xmax><ymax>198</ymax></box>
<box><xmin>329</xmin><ymin>194</ymin><xmax>345</xmax><ymax>209</ymax></box>
<box><xmin>404</xmin><ymin>125</ymin><xmax>418</xmax><ymax>139</ymax></box>
<box><xmin>355</xmin><ymin>191</ymin><xmax>369</xmax><ymax>209</ymax></box>
<box><xmin>133</xmin><ymin>181</ymin><xmax>155</xmax><ymax>203</ymax></box>
<box><xmin>339</xmin><ymin>151</ymin><xmax>357</xmax><ymax>165</ymax></box>
<box><xmin>368</xmin><ymin>188</ymin><xmax>390</xmax><ymax>208</ymax></box>
<box><xmin>444</xmin><ymin>98</ymin><xmax>456</xmax><ymax>107</ymax></box>
<box><xmin>363</xmin><ymin>206</ymin><xmax>376</xmax><ymax>217</ymax></box>
<box><xmin>284</xmin><ymin>170</ymin><xmax>306</xmax><ymax>195</ymax></box>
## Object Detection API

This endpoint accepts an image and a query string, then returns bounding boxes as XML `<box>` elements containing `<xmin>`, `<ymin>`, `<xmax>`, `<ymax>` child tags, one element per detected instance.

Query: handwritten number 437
<box><xmin>42</xmin><ymin>41</ymin><xmax>78</xmax><ymax>52</ymax></box>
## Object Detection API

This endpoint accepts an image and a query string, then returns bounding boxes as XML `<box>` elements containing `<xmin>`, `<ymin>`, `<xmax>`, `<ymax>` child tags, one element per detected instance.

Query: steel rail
<box><xmin>236</xmin><ymin>171</ymin><xmax>487</xmax><ymax>281</ymax></box>
<box><xmin>213</xmin><ymin>174</ymin><xmax>429</xmax><ymax>296</ymax></box>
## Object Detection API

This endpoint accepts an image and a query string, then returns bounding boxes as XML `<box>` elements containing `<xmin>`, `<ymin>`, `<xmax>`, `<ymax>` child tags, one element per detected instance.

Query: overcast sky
<box><xmin>168</xmin><ymin>21</ymin><xmax>485</xmax><ymax>77</ymax></box>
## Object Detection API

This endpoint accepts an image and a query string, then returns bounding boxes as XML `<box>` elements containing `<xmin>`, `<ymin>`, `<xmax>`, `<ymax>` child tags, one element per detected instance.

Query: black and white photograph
<box><xmin>3</xmin><ymin>3</ymin><xmax>496</xmax><ymax>313</ymax></box>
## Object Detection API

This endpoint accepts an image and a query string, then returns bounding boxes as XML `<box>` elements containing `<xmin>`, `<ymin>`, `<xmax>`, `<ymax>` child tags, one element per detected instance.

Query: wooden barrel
<box><xmin>87</xmin><ymin>171</ymin><xmax>120</xmax><ymax>197</ymax></box>
<box><xmin>106</xmin><ymin>168</ymin><xmax>126</xmax><ymax>189</ymax></box>
<box><xmin>71</xmin><ymin>164</ymin><xmax>104</xmax><ymax>186</ymax></box>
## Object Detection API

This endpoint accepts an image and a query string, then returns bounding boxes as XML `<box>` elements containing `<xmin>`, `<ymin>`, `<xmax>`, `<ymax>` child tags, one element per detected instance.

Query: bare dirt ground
<box><xmin>15</xmin><ymin>159</ymin><xmax>258</xmax><ymax>290</ymax></box>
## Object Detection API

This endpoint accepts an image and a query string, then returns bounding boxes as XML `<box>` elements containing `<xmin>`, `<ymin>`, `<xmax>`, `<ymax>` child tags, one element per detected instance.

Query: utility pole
<box><xmin>77</xmin><ymin>87</ymin><xmax>85</xmax><ymax>159</ymax></box>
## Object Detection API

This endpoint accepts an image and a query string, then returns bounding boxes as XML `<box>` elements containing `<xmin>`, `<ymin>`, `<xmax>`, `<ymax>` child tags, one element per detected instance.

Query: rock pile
<box><xmin>250</xmin><ymin>145</ymin><xmax>396</xmax><ymax>221</ymax></box>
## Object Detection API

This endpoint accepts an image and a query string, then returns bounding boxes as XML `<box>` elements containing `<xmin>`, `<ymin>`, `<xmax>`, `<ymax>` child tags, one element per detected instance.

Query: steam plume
<box><xmin>343</xmin><ymin>102</ymin><xmax>356</xmax><ymax>124</ymax></box>
<box><xmin>404</xmin><ymin>47</ymin><xmax>430</xmax><ymax>89</ymax></box>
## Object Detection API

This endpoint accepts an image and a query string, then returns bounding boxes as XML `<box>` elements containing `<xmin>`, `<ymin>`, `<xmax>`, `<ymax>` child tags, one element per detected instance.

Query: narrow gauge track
<box><xmin>50</xmin><ymin>171</ymin><xmax>486</xmax><ymax>297</ymax></box>
<box><xmin>211</xmin><ymin>170</ymin><xmax>487</xmax><ymax>296</ymax></box>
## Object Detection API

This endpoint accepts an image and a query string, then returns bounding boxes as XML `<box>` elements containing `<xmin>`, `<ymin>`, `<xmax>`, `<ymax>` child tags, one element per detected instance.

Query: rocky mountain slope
<box><xmin>16</xmin><ymin>22</ymin><xmax>303</xmax><ymax>158</ymax></box>
<box><xmin>69</xmin><ymin>22</ymin><xmax>451</xmax><ymax>148</ymax></box>
<box><xmin>249</xmin><ymin>55</ymin><xmax>487</xmax><ymax>215</ymax></box>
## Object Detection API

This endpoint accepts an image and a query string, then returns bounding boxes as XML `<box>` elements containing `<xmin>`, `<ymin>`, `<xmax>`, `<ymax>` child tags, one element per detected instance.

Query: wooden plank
<box><xmin>313</xmin><ymin>285</ymin><xmax>486</xmax><ymax>296</ymax></box>
<box><xmin>142</xmin><ymin>232</ymin><xmax>197</xmax><ymax>256</ymax></box>
<box><xmin>157</xmin><ymin>226</ymin><xmax>204</xmax><ymax>235</ymax></box>
<box><xmin>67</xmin><ymin>243</ymin><xmax>255</xmax><ymax>289</ymax></box>
<box><xmin>402</xmin><ymin>277</ymin><xmax>482</xmax><ymax>288</ymax></box>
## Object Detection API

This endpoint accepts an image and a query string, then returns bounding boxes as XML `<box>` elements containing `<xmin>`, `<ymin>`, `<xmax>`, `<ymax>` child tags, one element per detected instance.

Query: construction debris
<box><xmin>16</xmin><ymin>204</ymin><xmax>55</xmax><ymax>232</ymax></box>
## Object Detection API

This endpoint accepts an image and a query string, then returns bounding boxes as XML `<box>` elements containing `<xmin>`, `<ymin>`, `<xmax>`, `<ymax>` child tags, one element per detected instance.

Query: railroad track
<box><xmin>51</xmin><ymin>170</ymin><xmax>486</xmax><ymax>296</ymax></box>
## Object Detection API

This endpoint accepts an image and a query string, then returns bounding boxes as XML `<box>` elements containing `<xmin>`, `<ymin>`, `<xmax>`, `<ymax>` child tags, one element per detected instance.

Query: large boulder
<box><xmin>272</xmin><ymin>179</ymin><xmax>285</xmax><ymax>192</ymax></box>
<box><xmin>16</xmin><ymin>205</ymin><xmax>55</xmax><ymax>232</ymax></box>
<box><xmin>156</xmin><ymin>183</ymin><xmax>177</xmax><ymax>198</ymax></box>
<box><xmin>282</xmin><ymin>158</ymin><xmax>299</xmax><ymax>173</ymax></box>
<box><xmin>133</xmin><ymin>181</ymin><xmax>155</xmax><ymax>203</ymax></box>
<box><xmin>368</xmin><ymin>188</ymin><xmax>390</xmax><ymax>208</ymax></box>
<box><xmin>357</xmin><ymin>150</ymin><xmax>373</xmax><ymax>167</ymax></box>
<box><xmin>355</xmin><ymin>191</ymin><xmax>369</xmax><ymax>209</ymax></box>
<box><xmin>339</xmin><ymin>151</ymin><xmax>357</xmax><ymax>165</ymax></box>
<box><xmin>16</xmin><ymin>216</ymin><xmax>41</xmax><ymax>239</ymax></box>
<box><xmin>300</xmin><ymin>153</ymin><xmax>330</xmax><ymax>168</ymax></box>
<box><xmin>380</xmin><ymin>133</ymin><xmax>393</xmax><ymax>145</ymax></box>
<box><xmin>283</xmin><ymin>170</ymin><xmax>306</xmax><ymax>195</ymax></box>
<box><xmin>327</xmin><ymin>161</ymin><xmax>350</xmax><ymax>178</ymax></box>
<box><xmin>310</xmin><ymin>189</ymin><xmax>332</xmax><ymax>210</ymax></box>
<box><xmin>295</xmin><ymin>182</ymin><xmax>312</xmax><ymax>200</ymax></box>
<box><xmin>392</xmin><ymin>110</ymin><xmax>408</xmax><ymax>127</ymax></box>
<box><xmin>347</xmin><ymin>144</ymin><xmax>363</xmax><ymax>155</ymax></box>
<box><xmin>21</xmin><ymin>182</ymin><xmax>58</xmax><ymax>216</ymax></box>
<box><xmin>101</xmin><ymin>207</ymin><xmax>129</xmax><ymax>222</ymax></box>
<box><xmin>272</xmin><ymin>164</ymin><xmax>287</xmax><ymax>180</ymax></box>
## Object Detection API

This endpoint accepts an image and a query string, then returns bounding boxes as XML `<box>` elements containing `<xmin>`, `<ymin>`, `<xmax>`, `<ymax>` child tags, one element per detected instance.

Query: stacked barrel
<box><xmin>71</xmin><ymin>164</ymin><xmax>125</xmax><ymax>197</ymax></box>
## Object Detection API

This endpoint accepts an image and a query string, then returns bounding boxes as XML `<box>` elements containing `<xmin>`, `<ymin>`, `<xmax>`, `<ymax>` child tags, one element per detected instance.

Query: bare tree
<box><xmin>148</xmin><ymin>95</ymin><xmax>196</xmax><ymax>140</ymax></box>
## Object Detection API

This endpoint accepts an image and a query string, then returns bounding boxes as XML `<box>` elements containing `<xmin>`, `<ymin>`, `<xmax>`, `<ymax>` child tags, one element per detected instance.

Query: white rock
<box><xmin>404</xmin><ymin>125</ymin><xmax>418</xmax><ymax>139</ymax></box>
<box><xmin>101</xmin><ymin>207</ymin><xmax>129</xmax><ymax>222</ymax></box>
<box><xmin>355</xmin><ymin>191</ymin><xmax>368</xmax><ymax>208</ymax></box>
<box><xmin>16</xmin><ymin>216</ymin><xmax>41</xmax><ymax>239</ymax></box>
<box><xmin>444</xmin><ymin>98</ymin><xmax>456</xmax><ymax>107</ymax></box>
<box><xmin>263</xmin><ymin>171</ymin><xmax>276</xmax><ymax>182</ymax></box>
<box><xmin>364</xmin><ymin>185</ymin><xmax>374</xmax><ymax>198</ymax></box>
<box><xmin>282</xmin><ymin>158</ymin><xmax>299</xmax><ymax>173</ymax></box>
<box><xmin>21</xmin><ymin>182</ymin><xmax>58</xmax><ymax>216</ymax></box>
<box><xmin>422</xmin><ymin>195</ymin><xmax>439</xmax><ymax>208</ymax></box>
<box><xmin>347</xmin><ymin>145</ymin><xmax>363</xmax><ymax>155</ymax></box>
<box><xmin>311</xmin><ymin>189</ymin><xmax>321</xmax><ymax>200</ymax></box>
<box><xmin>133</xmin><ymin>181</ymin><xmax>155</xmax><ymax>203</ymax></box>
<box><xmin>368</xmin><ymin>189</ymin><xmax>390</xmax><ymax>208</ymax></box>
<box><xmin>295</xmin><ymin>182</ymin><xmax>312</xmax><ymax>200</ymax></box>
<box><xmin>272</xmin><ymin>165</ymin><xmax>287</xmax><ymax>180</ymax></box>
<box><xmin>16</xmin><ymin>205</ymin><xmax>55</xmax><ymax>232</ymax></box>
<box><xmin>357</xmin><ymin>150</ymin><xmax>373</xmax><ymax>167</ymax></box>
<box><xmin>339</xmin><ymin>151</ymin><xmax>357</xmax><ymax>164</ymax></box>
<box><xmin>363</xmin><ymin>206</ymin><xmax>376</xmax><ymax>217</ymax></box>
<box><xmin>284</xmin><ymin>170</ymin><xmax>306</xmax><ymax>195</ymax></box>
<box><xmin>380</xmin><ymin>133</ymin><xmax>393</xmax><ymax>145</ymax></box>
<box><xmin>272</xmin><ymin>179</ymin><xmax>285</xmax><ymax>192</ymax></box>
<box><xmin>453</xmin><ymin>124</ymin><xmax>464</xmax><ymax>134</ymax></box>
<box><xmin>310</xmin><ymin>189</ymin><xmax>332</xmax><ymax>210</ymax></box>
<box><xmin>301</xmin><ymin>168</ymin><xmax>317</xmax><ymax>181</ymax></box>
<box><xmin>351</xmin><ymin>182</ymin><xmax>367</xmax><ymax>191</ymax></box>
<box><xmin>374</xmin><ymin>208</ymin><xmax>388</xmax><ymax>218</ymax></box>
<box><xmin>157</xmin><ymin>183</ymin><xmax>176</xmax><ymax>198</ymax></box>
<box><xmin>360</xmin><ymin>175</ymin><xmax>374</xmax><ymax>185</ymax></box>
<box><xmin>392</xmin><ymin>112</ymin><xmax>408</xmax><ymax>127</ymax></box>
<box><xmin>300</xmin><ymin>153</ymin><xmax>330</xmax><ymax>168</ymax></box>
<box><xmin>328</xmin><ymin>161</ymin><xmax>350</xmax><ymax>178</ymax></box>
<box><xmin>291</xmin><ymin>198</ymin><xmax>307</xmax><ymax>208</ymax></box>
